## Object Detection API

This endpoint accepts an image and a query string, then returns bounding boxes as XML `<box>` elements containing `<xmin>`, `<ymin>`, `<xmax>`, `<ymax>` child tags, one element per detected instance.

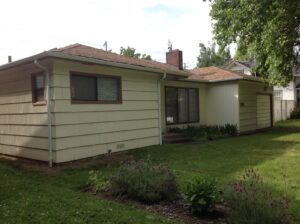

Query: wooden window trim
<box><xmin>70</xmin><ymin>71</ymin><xmax>122</xmax><ymax>104</ymax></box>
<box><xmin>165</xmin><ymin>86</ymin><xmax>199</xmax><ymax>125</ymax></box>
<box><xmin>31</xmin><ymin>72</ymin><xmax>47</xmax><ymax>106</ymax></box>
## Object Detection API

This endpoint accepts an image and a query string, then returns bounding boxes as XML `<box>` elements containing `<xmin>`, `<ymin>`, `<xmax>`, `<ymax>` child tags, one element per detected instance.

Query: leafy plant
<box><xmin>208</xmin><ymin>0</ymin><xmax>300</xmax><ymax>86</ymax></box>
<box><xmin>290</xmin><ymin>108</ymin><xmax>300</xmax><ymax>119</ymax></box>
<box><xmin>109</xmin><ymin>157</ymin><xmax>178</xmax><ymax>203</ymax></box>
<box><xmin>168</xmin><ymin>124</ymin><xmax>237</xmax><ymax>140</ymax></box>
<box><xmin>88</xmin><ymin>170</ymin><xmax>110</xmax><ymax>193</ymax></box>
<box><xmin>183</xmin><ymin>176</ymin><xmax>221</xmax><ymax>215</ymax></box>
<box><xmin>224</xmin><ymin>168</ymin><xmax>290</xmax><ymax>224</ymax></box>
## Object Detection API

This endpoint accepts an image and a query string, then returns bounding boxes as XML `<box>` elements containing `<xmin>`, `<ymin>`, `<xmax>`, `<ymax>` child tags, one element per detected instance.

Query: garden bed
<box><xmin>80</xmin><ymin>186</ymin><xmax>225</xmax><ymax>224</ymax></box>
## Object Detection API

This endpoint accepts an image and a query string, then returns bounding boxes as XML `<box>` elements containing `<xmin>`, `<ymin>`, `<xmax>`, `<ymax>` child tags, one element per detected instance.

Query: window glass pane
<box><xmin>71</xmin><ymin>75</ymin><xmax>96</xmax><ymax>100</ymax></box>
<box><xmin>178</xmin><ymin>88</ymin><xmax>188</xmax><ymax>123</ymax></box>
<box><xmin>97</xmin><ymin>77</ymin><xmax>118</xmax><ymax>101</ymax></box>
<box><xmin>166</xmin><ymin>87</ymin><xmax>177</xmax><ymax>124</ymax></box>
<box><xmin>188</xmin><ymin>89</ymin><xmax>198</xmax><ymax>122</ymax></box>
<box><xmin>36</xmin><ymin>89</ymin><xmax>45</xmax><ymax>102</ymax></box>
<box><xmin>35</xmin><ymin>75</ymin><xmax>44</xmax><ymax>89</ymax></box>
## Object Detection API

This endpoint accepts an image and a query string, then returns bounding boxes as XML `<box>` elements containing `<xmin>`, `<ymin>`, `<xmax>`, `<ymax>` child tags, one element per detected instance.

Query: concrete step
<box><xmin>163</xmin><ymin>133</ymin><xmax>193</xmax><ymax>144</ymax></box>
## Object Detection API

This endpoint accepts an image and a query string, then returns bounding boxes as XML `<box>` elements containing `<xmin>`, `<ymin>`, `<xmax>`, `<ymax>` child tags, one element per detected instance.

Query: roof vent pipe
<box><xmin>8</xmin><ymin>56</ymin><xmax>12</xmax><ymax>63</ymax></box>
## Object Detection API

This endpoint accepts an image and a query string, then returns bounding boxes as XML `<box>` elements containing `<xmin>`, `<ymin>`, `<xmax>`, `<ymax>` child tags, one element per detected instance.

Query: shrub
<box><xmin>168</xmin><ymin>124</ymin><xmax>237</xmax><ymax>140</ymax></box>
<box><xmin>88</xmin><ymin>170</ymin><xmax>110</xmax><ymax>193</ymax></box>
<box><xmin>290</xmin><ymin>108</ymin><xmax>300</xmax><ymax>119</ymax></box>
<box><xmin>224</xmin><ymin>123</ymin><xmax>238</xmax><ymax>136</ymax></box>
<box><xmin>183</xmin><ymin>176</ymin><xmax>222</xmax><ymax>215</ymax></box>
<box><xmin>224</xmin><ymin>168</ymin><xmax>290</xmax><ymax>224</ymax></box>
<box><xmin>109</xmin><ymin>158</ymin><xmax>178</xmax><ymax>203</ymax></box>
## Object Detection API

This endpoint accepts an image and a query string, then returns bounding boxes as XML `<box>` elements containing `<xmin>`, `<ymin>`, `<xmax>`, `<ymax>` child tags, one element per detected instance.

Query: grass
<box><xmin>0</xmin><ymin>120</ymin><xmax>300</xmax><ymax>223</ymax></box>
<box><xmin>275</xmin><ymin>119</ymin><xmax>300</xmax><ymax>128</ymax></box>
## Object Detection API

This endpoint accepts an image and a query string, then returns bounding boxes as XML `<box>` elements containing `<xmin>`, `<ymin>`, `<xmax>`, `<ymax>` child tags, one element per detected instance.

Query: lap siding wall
<box><xmin>0</xmin><ymin>61</ymin><xmax>52</xmax><ymax>161</ymax></box>
<box><xmin>239</xmin><ymin>81</ymin><xmax>273</xmax><ymax>133</ymax></box>
<box><xmin>52</xmin><ymin>60</ymin><xmax>161</xmax><ymax>163</ymax></box>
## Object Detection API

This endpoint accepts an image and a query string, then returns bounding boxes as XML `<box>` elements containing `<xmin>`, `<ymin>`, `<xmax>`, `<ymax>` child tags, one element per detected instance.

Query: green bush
<box><xmin>290</xmin><ymin>108</ymin><xmax>300</xmax><ymax>119</ymax></box>
<box><xmin>168</xmin><ymin>124</ymin><xmax>237</xmax><ymax>140</ymax></box>
<box><xmin>224</xmin><ymin>168</ymin><xmax>290</xmax><ymax>224</ymax></box>
<box><xmin>88</xmin><ymin>170</ymin><xmax>110</xmax><ymax>193</ymax></box>
<box><xmin>183</xmin><ymin>176</ymin><xmax>221</xmax><ymax>215</ymax></box>
<box><xmin>109</xmin><ymin>158</ymin><xmax>178</xmax><ymax>203</ymax></box>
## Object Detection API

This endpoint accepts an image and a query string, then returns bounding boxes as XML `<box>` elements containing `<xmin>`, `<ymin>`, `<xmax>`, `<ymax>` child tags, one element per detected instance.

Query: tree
<box><xmin>197</xmin><ymin>42</ymin><xmax>231</xmax><ymax>67</ymax></box>
<box><xmin>207</xmin><ymin>0</ymin><xmax>300</xmax><ymax>86</ymax></box>
<box><xmin>120</xmin><ymin>46</ymin><xmax>152</xmax><ymax>60</ymax></box>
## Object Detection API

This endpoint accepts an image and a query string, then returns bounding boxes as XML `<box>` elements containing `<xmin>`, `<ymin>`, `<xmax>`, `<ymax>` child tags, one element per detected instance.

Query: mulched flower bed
<box><xmin>81</xmin><ymin>187</ymin><xmax>225</xmax><ymax>224</ymax></box>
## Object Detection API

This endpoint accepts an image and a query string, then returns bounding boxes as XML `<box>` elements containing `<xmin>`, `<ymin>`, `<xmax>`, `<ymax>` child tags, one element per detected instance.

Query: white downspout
<box><xmin>34</xmin><ymin>60</ymin><xmax>53</xmax><ymax>167</ymax></box>
<box><xmin>157</xmin><ymin>72</ymin><xmax>167</xmax><ymax>145</ymax></box>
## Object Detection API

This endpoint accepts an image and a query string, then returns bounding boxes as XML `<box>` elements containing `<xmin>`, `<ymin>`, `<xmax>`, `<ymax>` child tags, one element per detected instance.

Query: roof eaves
<box><xmin>47</xmin><ymin>51</ymin><xmax>166</xmax><ymax>75</ymax></box>
<box><xmin>0</xmin><ymin>52</ymin><xmax>49</xmax><ymax>71</ymax></box>
<box><xmin>207</xmin><ymin>77</ymin><xmax>243</xmax><ymax>83</ymax></box>
<box><xmin>0</xmin><ymin>51</ymin><xmax>189</xmax><ymax>77</ymax></box>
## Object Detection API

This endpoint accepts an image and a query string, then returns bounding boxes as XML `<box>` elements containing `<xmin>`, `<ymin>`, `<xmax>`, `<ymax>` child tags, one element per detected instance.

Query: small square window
<box><xmin>32</xmin><ymin>74</ymin><xmax>45</xmax><ymax>104</ymax></box>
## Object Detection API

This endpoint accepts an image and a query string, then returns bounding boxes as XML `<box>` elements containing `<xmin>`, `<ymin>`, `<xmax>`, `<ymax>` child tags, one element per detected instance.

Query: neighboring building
<box><xmin>0</xmin><ymin>44</ymin><xmax>273</xmax><ymax>164</ymax></box>
<box><xmin>226</xmin><ymin>60</ymin><xmax>300</xmax><ymax>121</ymax></box>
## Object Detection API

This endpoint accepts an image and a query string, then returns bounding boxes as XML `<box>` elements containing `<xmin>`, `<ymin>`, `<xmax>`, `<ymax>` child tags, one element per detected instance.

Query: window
<box><xmin>32</xmin><ymin>73</ymin><xmax>46</xmax><ymax>104</ymax></box>
<box><xmin>165</xmin><ymin>87</ymin><xmax>199</xmax><ymax>124</ymax></box>
<box><xmin>273</xmin><ymin>90</ymin><xmax>283</xmax><ymax>100</ymax></box>
<box><xmin>71</xmin><ymin>72</ymin><xmax>121</xmax><ymax>103</ymax></box>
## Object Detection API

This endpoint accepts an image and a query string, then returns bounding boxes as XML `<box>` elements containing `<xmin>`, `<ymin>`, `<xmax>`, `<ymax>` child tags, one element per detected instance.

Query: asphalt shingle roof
<box><xmin>50</xmin><ymin>44</ymin><xmax>191</xmax><ymax>77</ymax></box>
<box><xmin>189</xmin><ymin>66</ymin><xmax>263</xmax><ymax>82</ymax></box>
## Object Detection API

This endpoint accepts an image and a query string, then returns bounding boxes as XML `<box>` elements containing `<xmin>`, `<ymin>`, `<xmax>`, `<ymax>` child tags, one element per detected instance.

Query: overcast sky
<box><xmin>0</xmin><ymin>0</ymin><xmax>214</xmax><ymax>68</ymax></box>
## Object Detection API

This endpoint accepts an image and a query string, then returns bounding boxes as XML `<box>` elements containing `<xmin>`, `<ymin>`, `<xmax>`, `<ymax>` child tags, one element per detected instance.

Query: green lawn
<box><xmin>0</xmin><ymin>120</ymin><xmax>300</xmax><ymax>223</ymax></box>
<box><xmin>275</xmin><ymin>119</ymin><xmax>300</xmax><ymax>128</ymax></box>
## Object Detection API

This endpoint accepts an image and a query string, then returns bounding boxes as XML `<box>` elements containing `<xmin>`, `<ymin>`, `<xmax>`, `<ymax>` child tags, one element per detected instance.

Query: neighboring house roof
<box><xmin>0</xmin><ymin>43</ymin><xmax>190</xmax><ymax>77</ymax></box>
<box><xmin>227</xmin><ymin>60</ymin><xmax>256</xmax><ymax>69</ymax></box>
<box><xmin>189</xmin><ymin>66</ymin><xmax>263</xmax><ymax>82</ymax></box>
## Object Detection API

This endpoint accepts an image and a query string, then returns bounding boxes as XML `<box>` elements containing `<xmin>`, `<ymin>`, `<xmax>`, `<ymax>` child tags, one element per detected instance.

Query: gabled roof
<box><xmin>226</xmin><ymin>60</ymin><xmax>255</xmax><ymax>70</ymax></box>
<box><xmin>189</xmin><ymin>66</ymin><xmax>263</xmax><ymax>82</ymax></box>
<box><xmin>0</xmin><ymin>43</ymin><xmax>191</xmax><ymax>77</ymax></box>
<box><xmin>49</xmin><ymin>44</ymin><xmax>191</xmax><ymax>76</ymax></box>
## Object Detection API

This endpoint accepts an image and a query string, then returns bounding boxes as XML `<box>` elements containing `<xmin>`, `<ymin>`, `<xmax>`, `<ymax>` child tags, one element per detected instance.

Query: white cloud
<box><xmin>0</xmin><ymin>0</ymin><xmax>213</xmax><ymax>68</ymax></box>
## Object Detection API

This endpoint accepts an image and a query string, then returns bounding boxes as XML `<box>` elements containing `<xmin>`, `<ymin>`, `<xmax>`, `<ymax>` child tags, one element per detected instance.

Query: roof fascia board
<box><xmin>0</xmin><ymin>51</ymin><xmax>189</xmax><ymax>78</ymax></box>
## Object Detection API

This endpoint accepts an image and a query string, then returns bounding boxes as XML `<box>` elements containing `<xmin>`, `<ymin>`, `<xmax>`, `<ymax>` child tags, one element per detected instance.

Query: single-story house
<box><xmin>226</xmin><ymin>60</ymin><xmax>299</xmax><ymax>121</ymax></box>
<box><xmin>0</xmin><ymin>44</ymin><xmax>273</xmax><ymax>165</ymax></box>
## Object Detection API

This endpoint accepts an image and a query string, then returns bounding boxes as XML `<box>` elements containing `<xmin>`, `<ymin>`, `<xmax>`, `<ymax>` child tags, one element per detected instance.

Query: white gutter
<box><xmin>34</xmin><ymin>60</ymin><xmax>53</xmax><ymax>167</ymax></box>
<box><xmin>157</xmin><ymin>72</ymin><xmax>167</xmax><ymax>145</ymax></box>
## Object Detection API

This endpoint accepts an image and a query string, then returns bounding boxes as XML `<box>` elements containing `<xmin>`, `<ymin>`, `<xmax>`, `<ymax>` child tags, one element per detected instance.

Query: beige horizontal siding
<box><xmin>52</xmin><ymin>59</ymin><xmax>161</xmax><ymax>161</ymax></box>
<box><xmin>55</xmin><ymin>136</ymin><xmax>159</xmax><ymax>163</ymax></box>
<box><xmin>53</xmin><ymin>100</ymin><xmax>158</xmax><ymax>113</ymax></box>
<box><xmin>0</xmin><ymin>60</ymin><xmax>52</xmax><ymax>159</ymax></box>
<box><xmin>54</xmin><ymin>119</ymin><xmax>158</xmax><ymax>138</ymax></box>
<box><xmin>0</xmin><ymin>135</ymin><xmax>48</xmax><ymax>150</ymax></box>
<box><xmin>55</xmin><ymin>127</ymin><xmax>159</xmax><ymax>150</ymax></box>
<box><xmin>53</xmin><ymin>110</ymin><xmax>158</xmax><ymax>125</ymax></box>
<box><xmin>0</xmin><ymin>79</ymin><xmax>31</xmax><ymax>94</ymax></box>
<box><xmin>53</xmin><ymin>59</ymin><xmax>160</xmax><ymax>80</ymax></box>
<box><xmin>0</xmin><ymin>144</ymin><xmax>48</xmax><ymax>161</ymax></box>
<box><xmin>0</xmin><ymin>114</ymin><xmax>48</xmax><ymax>125</ymax></box>
<box><xmin>52</xmin><ymin>87</ymin><xmax>157</xmax><ymax>101</ymax></box>
<box><xmin>0</xmin><ymin>103</ymin><xmax>47</xmax><ymax>114</ymax></box>
<box><xmin>239</xmin><ymin>81</ymin><xmax>273</xmax><ymax>132</ymax></box>
<box><xmin>0</xmin><ymin>125</ymin><xmax>48</xmax><ymax>137</ymax></box>
<box><xmin>0</xmin><ymin>91</ymin><xmax>33</xmax><ymax>105</ymax></box>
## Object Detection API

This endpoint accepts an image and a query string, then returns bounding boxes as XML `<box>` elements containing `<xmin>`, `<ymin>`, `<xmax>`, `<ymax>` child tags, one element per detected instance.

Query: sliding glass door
<box><xmin>165</xmin><ymin>87</ymin><xmax>199</xmax><ymax>125</ymax></box>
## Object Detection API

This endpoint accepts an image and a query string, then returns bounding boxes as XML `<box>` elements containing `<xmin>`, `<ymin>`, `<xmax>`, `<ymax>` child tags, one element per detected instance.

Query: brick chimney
<box><xmin>166</xmin><ymin>49</ymin><xmax>183</xmax><ymax>70</ymax></box>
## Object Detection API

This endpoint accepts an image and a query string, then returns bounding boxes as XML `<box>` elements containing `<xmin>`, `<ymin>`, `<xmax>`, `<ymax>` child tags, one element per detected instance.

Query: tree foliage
<box><xmin>197</xmin><ymin>42</ymin><xmax>231</xmax><ymax>67</ymax></box>
<box><xmin>120</xmin><ymin>46</ymin><xmax>152</xmax><ymax>60</ymax></box>
<box><xmin>208</xmin><ymin>0</ymin><xmax>300</xmax><ymax>86</ymax></box>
